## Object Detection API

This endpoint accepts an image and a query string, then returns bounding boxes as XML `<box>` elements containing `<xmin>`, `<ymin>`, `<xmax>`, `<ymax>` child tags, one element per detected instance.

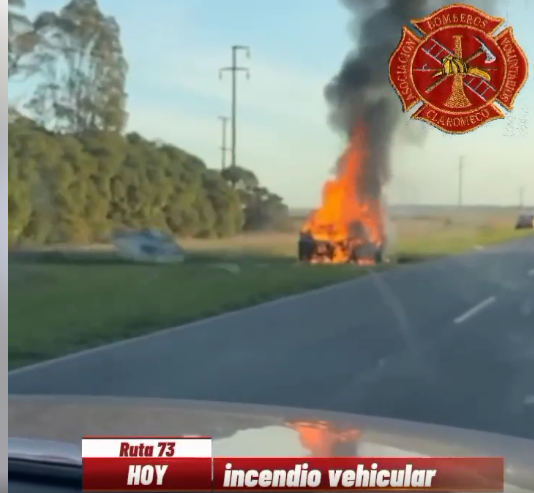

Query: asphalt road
<box><xmin>9</xmin><ymin>236</ymin><xmax>534</xmax><ymax>440</ymax></box>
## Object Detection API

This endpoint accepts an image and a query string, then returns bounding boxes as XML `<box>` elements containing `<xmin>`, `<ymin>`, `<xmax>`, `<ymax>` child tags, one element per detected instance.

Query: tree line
<box><xmin>8</xmin><ymin>0</ymin><xmax>291</xmax><ymax>245</ymax></box>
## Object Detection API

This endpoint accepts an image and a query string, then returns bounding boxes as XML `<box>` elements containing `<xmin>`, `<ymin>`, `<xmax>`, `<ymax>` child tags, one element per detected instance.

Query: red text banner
<box><xmin>213</xmin><ymin>457</ymin><xmax>504</xmax><ymax>491</ymax></box>
<box><xmin>83</xmin><ymin>457</ymin><xmax>212</xmax><ymax>491</ymax></box>
<box><xmin>82</xmin><ymin>439</ymin><xmax>504</xmax><ymax>492</ymax></box>
<box><xmin>82</xmin><ymin>436</ymin><xmax>212</xmax><ymax>491</ymax></box>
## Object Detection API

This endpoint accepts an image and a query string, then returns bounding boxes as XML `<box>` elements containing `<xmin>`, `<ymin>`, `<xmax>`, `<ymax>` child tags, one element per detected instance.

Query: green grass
<box><xmin>396</xmin><ymin>222</ymin><xmax>533</xmax><ymax>257</ymax></box>
<box><xmin>9</xmin><ymin>252</ymin><xmax>373</xmax><ymax>369</ymax></box>
<box><xmin>9</xmin><ymin>214</ymin><xmax>532</xmax><ymax>370</ymax></box>
<box><xmin>398</xmin><ymin>226</ymin><xmax>533</xmax><ymax>256</ymax></box>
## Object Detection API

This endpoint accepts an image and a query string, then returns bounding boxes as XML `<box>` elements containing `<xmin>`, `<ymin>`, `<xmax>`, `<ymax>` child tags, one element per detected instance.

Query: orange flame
<box><xmin>301</xmin><ymin>128</ymin><xmax>385</xmax><ymax>264</ymax></box>
<box><xmin>287</xmin><ymin>420</ymin><xmax>361</xmax><ymax>457</ymax></box>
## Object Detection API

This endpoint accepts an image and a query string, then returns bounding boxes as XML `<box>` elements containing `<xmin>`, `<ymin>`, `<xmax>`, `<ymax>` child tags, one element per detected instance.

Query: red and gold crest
<box><xmin>389</xmin><ymin>3</ymin><xmax>528</xmax><ymax>134</ymax></box>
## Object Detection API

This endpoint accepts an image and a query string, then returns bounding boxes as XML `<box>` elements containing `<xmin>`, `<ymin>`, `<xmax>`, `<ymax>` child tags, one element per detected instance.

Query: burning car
<box><xmin>299</xmin><ymin>222</ymin><xmax>384</xmax><ymax>265</ymax></box>
<box><xmin>298</xmin><ymin>129</ymin><xmax>386</xmax><ymax>266</ymax></box>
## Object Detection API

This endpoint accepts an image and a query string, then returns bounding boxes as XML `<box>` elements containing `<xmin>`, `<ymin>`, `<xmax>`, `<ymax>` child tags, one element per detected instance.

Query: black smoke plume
<box><xmin>326</xmin><ymin>0</ymin><xmax>497</xmax><ymax>200</ymax></box>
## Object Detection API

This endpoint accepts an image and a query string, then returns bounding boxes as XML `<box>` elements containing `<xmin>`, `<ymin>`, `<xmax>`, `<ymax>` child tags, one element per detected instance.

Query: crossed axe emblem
<box><xmin>414</xmin><ymin>34</ymin><xmax>498</xmax><ymax>108</ymax></box>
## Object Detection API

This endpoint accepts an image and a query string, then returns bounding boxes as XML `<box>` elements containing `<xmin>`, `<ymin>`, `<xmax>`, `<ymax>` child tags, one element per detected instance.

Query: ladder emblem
<box><xmin>421</xmin><ymin>38</ymin><xmax>453</xmax><ymax>64</ymax></box>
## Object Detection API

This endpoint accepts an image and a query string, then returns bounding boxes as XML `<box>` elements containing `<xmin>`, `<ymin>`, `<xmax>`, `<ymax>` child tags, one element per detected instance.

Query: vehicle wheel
<box><xmin>298</xmin><ymin>240</ymin><xmax>314</xmax><ymax>261</ymax></box>
<box><xmin>298</xmin><ymin>241</ymin><xmax>306</xmax><ymax>261</ymax></box>
<box><xmin>375</xmin><ymin>249</ymin><xmax>383</xmax><ymax>264</ymax></box>
<box><xmin>326</xmin><ymin>243</ymin><xmax>336</xmax><ymax>261</ymax></box>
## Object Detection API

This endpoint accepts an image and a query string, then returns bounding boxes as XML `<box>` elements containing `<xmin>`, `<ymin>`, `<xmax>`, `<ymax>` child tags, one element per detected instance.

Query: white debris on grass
<box><xmin>212</xmin><ymin>263</ymin><xmax>241</xmax><ymax>274</ymax></box>
<box><xmin>111</xmin><ymin>229</ymin><xmax>186</xmax><ymax>263</ymax></box>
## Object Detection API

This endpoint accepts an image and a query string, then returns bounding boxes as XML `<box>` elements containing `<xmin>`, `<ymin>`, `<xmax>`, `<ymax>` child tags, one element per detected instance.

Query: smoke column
<box><xmin>325</xmin><ymin>0</ymin><xmax>497</xmax><ymax>200</ymax></box>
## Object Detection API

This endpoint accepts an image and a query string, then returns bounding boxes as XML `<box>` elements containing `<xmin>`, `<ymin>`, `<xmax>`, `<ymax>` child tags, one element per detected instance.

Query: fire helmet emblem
<box><xmin>388</xmin><ymin>3</ymin><xmax>529</xmax><ymax>134</ymax></box>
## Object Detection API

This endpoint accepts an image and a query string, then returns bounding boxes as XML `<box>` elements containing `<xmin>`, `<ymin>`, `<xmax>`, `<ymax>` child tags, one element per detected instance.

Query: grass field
<box><xmin>9</xmin><ymin>209</ymin><xmax>533</xmax><ymax>369</ymax></box>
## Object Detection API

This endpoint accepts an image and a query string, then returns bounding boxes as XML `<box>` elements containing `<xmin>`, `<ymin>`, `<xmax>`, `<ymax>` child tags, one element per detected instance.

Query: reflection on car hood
<box><xmin>9</xmin><ymin>396</ymin><xmax>534</xmax><ymax>491</ymax></box>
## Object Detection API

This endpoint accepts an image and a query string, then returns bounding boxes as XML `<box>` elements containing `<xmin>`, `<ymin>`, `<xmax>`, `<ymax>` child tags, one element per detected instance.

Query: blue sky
<box><xmin>9</xmin><ymin>0</ymin><xmax>534</xmax><ymax>207</ymax></box>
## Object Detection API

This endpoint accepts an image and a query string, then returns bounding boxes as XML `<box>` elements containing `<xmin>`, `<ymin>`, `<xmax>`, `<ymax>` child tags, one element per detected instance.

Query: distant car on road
<box><xmin>515</xmin><ymin>213</ymin><xmax>534</xmax><ymax>230</ymax></box>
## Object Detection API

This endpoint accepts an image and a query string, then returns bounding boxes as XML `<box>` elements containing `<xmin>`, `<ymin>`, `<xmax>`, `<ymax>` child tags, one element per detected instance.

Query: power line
<box><xmin>219</xmin><ymin>45</ymin><xmax>250</xmax><ymax>169</ymax></box>
<box><xmin>519</xmin><ymin>186</ymin><xmax>525</xmax><ymax>209</ymax></box>
<box><xmin>218</xmin><ymin>116</ymin><xmax>230</xmax><ymax>169</ymax></box>
<box><xmin>458</xmin><ymin>156</ymin><xmax>465</xmax><ymax>207</ymax></box>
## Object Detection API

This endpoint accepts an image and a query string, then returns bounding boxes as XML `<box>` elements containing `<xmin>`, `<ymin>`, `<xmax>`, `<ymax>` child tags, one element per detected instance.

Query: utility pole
<box><xmin>458</xmin><ymin>156</ymin><xmax>465</xmax><ymax>208</ymax></box>
<box><xmin>218</xmin><ymin>116</ymin><xmax>230</xmax><ymax>169</ymax></box>
<box><xmin>219</xmin><ymin>45</ymin><xmax>250</xmax><ymax>169</ymax></box>
<box><xmin>519</xmin><ymin>186</ymin><xmax>525</xmax><ymax>209</ymax></box>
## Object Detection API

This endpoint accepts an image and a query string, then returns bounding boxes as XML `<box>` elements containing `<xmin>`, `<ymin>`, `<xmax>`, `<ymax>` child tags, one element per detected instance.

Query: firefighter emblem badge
<box><xmin>389</xmin><ymin>3</ymin><xmax>528</xmax><ymax>134</ymax></box>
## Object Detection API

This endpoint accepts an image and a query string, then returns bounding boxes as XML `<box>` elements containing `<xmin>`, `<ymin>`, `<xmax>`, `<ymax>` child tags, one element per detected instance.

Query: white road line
<box><xmin>528</xmin><ymin>268</ymin><xmax>534</xmax><ymax>277</ymax></box>
<box><xmin>453</xmin><ymin>296</ymin><xmax>496</xmax><ymax>324</ymax></box>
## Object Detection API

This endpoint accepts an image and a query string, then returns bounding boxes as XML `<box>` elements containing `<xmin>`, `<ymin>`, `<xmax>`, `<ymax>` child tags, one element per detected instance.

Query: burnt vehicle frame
<box><xmin>298</xmin><ymin>230</ymin><xmax>384</xmax><ymax>264</ymax></box>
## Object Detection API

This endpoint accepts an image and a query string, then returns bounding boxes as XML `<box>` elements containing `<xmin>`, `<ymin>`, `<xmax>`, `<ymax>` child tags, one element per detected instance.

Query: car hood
<box><xmin>9</xmin><ymin>395</ymin><xmax>534</xmax><ymax>491</ymax></box>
